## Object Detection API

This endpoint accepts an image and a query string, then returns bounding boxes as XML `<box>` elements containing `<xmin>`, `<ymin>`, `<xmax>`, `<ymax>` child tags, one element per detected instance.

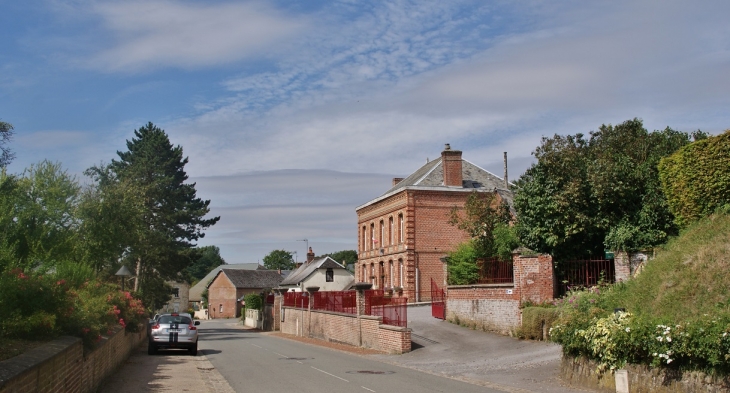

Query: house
<box><xmin>279</xmin><ymin>248</ymin><xmax>355</xmax><ymax>292</ymax></box>
<box><xmin>188</xmin><ymin>263</ymin><xmax>263</xmax><ymax>311</ymax></box>
<box><xmin>157</xmin><ymin>281</ymin><xmax>190</xmax><ymax>314</ymax></box>
<box><xmin>355</xmin><ymin>144</ymin><xmax>513</xmax><ymax>302</ymax></box>
<box><xmin>207</xmin><ymin>269</ymin><xmax>284</xmax><ymax>318</ymax></box>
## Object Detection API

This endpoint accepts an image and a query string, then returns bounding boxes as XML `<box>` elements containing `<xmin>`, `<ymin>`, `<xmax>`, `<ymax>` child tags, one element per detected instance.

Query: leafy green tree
<box><xmin>185</xmin><ymin>245</ymin><xmax>226</xmax><ymax>282</ymax></box>
<box><xmin>262</xmin><ymin>249</ymin><xmax>294</xmax><ymax>270</ymax></box>
<box><xmin>95</xmin><ymin>122</ymin><xmax>219</xmax><ymax>306</ymax></box>
<box><xmin>0</xmin><ymin>161</ymin><xmax>80</xmax><ymax>272</ymax></box>
<box><xmin>321</xmin><ymin>250</ymin><xmax>357</xmax><ymax>267</ymax></box>
<box><xmin>514</xmin><ymin>118</ymin><xmax>695</xmax><ymax>259</ymax></box>
<box><xmin>445</xmin><ymin>241</ymin><xmax>480</xmax><ymax>285</ymax></box>
<box><xmin>449</xmin><ymin>191</ymin><xmax>512</xmax><ymax>258</ymax></box>
<box><xmin>0</xmin><ymin>120</ymin><xmax>14</xmax><ymax>167</ymax></box>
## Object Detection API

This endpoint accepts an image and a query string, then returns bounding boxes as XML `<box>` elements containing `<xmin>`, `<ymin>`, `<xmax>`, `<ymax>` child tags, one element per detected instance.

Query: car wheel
<box><xmin>189</xmin><ymin>342</ymin><xmax>198</xmax><ymax>356</ymax></box>
<box><xmin>148</xmin><ymin>342</ymin><xmax>157</xmax><ymax>355</ymax></box>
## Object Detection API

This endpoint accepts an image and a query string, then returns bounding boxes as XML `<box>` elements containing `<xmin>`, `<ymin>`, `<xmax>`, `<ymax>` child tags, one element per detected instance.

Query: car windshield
<box><xmin>158</xmin><ymin>316</ymin><xmax>192</xmax><ymax>325</ymax></box>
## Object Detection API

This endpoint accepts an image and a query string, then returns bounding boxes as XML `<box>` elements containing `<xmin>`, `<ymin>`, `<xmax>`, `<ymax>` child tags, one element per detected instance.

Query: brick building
<box><xmin>207</xmin><ymin>269</ymin><xmax>283</xmax><ymax>318</ymax></box>
<box><xmin>355</xmin><ymin>144</ymin><xmax>513</xmax><ymax>302</ymax></box>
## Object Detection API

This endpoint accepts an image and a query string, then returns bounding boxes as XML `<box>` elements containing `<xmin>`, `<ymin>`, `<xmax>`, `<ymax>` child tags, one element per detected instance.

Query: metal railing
<box><xmin>477</xmin><ymin>257</ymin><xmax>514</xmax><ymax>284</ymax></box>
<box><xmin>369</xmin><ymin>297</ymin><xmax>408</xmax><ymax>328</ymax></box>
<box><xmin>282</xmin><ymin>292</ymin><xmax>309</xmax><ymax>309</ymax></box>
<box><xmin>556</xmin><ymin>258</ymin><xmax>615</xmax><ymax>296</ymax></box>
<box><xmin>312</xmin><ymin>291</ymin><xmax>357</xmax><ymax>314</ymax></box>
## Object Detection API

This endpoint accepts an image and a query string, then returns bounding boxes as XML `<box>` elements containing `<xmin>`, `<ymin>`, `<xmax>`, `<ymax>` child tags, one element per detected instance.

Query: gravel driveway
<box><xmin>367</xmin><ymin>305</ymin><xmax>595</xmax><ymax>393</ymax></box>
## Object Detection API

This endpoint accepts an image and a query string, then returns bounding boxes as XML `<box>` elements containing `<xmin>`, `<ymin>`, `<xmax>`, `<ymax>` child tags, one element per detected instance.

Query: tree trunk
<box><xmin>134</xmin><ymin>257</ymin><xmax>141</xmax><ymax>291</ymax></box>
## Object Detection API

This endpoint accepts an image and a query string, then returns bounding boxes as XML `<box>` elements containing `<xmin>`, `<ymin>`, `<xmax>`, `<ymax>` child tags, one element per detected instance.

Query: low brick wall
<box><xmin>445</xmin><ymin>253</ymin><xmax>554</xmax><ymax>335</ymax></box>
<box><xmin>561</xmin><ymin>355</ymin><xmax>730</xmax><ymax>393</ymax></box>
<box><xmin>281</xmin><ymin>307</ymin><xmax>411</xmax><ymax>354</ymax></box>
<box><xmin>0</xmin><ymin>327</ymin><xmax>147</xmax><ymax>393</ymax></box>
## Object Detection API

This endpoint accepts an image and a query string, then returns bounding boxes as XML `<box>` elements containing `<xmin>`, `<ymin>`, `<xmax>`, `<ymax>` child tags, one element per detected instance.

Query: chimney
<box><xmin>441</xmin><ymin>143</ymin><xmax>463</xmax><ymax>187</ymax></box>
<box><xmin>392</xmin><ymin>177</ymin><xmax>404</xmax><ymax>186</ymax></box>
<box><xmin>503</xmin><ymin>152</ymin><xmax>509</xmax><ymax>189</ymax></box>
<box><xmin>306</xmin><ymin>247</ymin><xmax>315</xmax><ymax>263</ymax></box>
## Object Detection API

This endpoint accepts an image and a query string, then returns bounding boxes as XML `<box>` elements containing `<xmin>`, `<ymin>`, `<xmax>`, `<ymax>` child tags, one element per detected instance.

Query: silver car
<box><xmin>148</xmin><ymin>313</ymin><xmax>200</xmax><ymax>355</ymax></box>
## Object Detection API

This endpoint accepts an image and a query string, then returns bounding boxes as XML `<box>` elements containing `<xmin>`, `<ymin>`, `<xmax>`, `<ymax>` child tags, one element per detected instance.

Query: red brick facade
<box><xmin>356</xmin><ymin>146</ymin><xmax>511</xmax><ymax>302</ymax></box>
<box><xmin>207</xmin><ymin>274</ymin><xmax>259</xmax><ymax>319</ymax></box>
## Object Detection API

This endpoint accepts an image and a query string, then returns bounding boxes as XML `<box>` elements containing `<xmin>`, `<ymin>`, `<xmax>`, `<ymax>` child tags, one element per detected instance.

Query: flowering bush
<box><xmin>0</xmin><ymin>269</ymin><xmax>147</xmax><ymax>349</ymax></box>
<box><xmin>549</xmin><ymin>286</ymin><xmax>730</xmax><ymax>374</ymax></box>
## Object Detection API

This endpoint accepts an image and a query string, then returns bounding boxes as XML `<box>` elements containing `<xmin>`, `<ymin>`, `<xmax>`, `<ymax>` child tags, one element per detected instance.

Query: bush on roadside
<box><xmin>520</xmin><ymin>306</ymin><xmax>559</xmax><ymax>340</ymax></box>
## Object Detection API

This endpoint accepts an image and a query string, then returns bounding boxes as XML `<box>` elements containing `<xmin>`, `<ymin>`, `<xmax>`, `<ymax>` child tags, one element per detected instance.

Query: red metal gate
<box><xmin>431</xmin><ymin>278</ymin><xmax>445</xmax><ymax>319</ymax></box>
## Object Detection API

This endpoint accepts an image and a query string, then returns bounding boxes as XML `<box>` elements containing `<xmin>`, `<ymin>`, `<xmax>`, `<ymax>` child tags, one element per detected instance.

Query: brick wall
<box><xmin>0</xmin><ymin>327</ymin><xmax>146</xmax><ymax>393</ymax></box>
<box><xmin>208</xmin><ymin>273</ymin><xmax>238</xmax><ymax>319</ymax></box>
<box><xmin>446</xmin><ymin>253</ymin><xmax>554</xmax><ymax>334</ymax></box>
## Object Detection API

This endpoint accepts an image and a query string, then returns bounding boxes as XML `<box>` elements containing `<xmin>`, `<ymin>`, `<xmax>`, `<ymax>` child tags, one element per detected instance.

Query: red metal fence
<box><xmin>431</xmin><ymin>278</ymin><xmax>445</xmax><ymax>319</ymax></box>
<box><xmin>477</xmin><ymin>257</ymin><xmax>514</xmax><ymax>284</ymax></box>
<box><xmin>556</xmin><ymin>258</ymin><xmax>615</xmax><ymax>296</ymax></box>
<box><xmin>282</xmin><ymin>292</ymin><xmax>309</xmax><ymax>308</ymax></box>
<box><xmin>312</xmin><ymin>291</ymin><xmax>357</xmax><ymax>314</ymax></box>
<box><xmin>369</xmin><ymin>297</ymin><xmax>408</xmax><ymax>328</ymax></box>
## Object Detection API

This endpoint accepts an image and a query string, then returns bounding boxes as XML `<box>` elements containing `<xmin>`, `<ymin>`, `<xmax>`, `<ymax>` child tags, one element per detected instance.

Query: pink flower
<box><xmin>124</xmin><ymin>291</ymin><xmax>132</xmax><ymax>299</ymax></box>
<box><xmin>56</xmin><ymin>279</ymin><xmax>66</xmax><ymax>286</ymax></box>
<box><xmin>119</xmin><ymin>319</ymin><xmax>126</xmax><ymax>328</ymax></box>
<box><xmin>82</xmin><ymin>328</ymin><xmax>90</xmax><ymax>334</ymax></box>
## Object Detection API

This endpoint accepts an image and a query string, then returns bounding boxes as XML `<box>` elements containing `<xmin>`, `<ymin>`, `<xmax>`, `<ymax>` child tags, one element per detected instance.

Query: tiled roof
<box><xmin>209</xmin><ymin>269</ymin><xmax>283</xmax><ymax>289</ymax></box>
<box><xmin>279</xmin><ymin>257</ymin><xmax>349</xmax><ymax>286</ymax></box>
<box><xmin>357</xmin><ymin>157</ymin><xmax>514</xmax><ymax>210</ymax></box>
<box><xmin>189</xmin><ymin>263</ymin><xmax>262</xmax><ymax>301</ymax></box>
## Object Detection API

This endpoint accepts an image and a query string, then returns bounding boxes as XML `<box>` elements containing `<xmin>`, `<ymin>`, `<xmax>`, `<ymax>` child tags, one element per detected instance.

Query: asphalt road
<box><xmin>201</xmin><ymin>319</ymin><xmax>505</xmax><ymax>393</ymax></box>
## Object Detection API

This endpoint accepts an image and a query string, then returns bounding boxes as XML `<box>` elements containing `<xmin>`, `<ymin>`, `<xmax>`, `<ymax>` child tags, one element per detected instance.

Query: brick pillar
<box><xmin>513</xmin><ymin>251</ymin><xmax>554</xmax><ymax>305</ymax></box>
<box><xmin>614</xmin><ymin>251</ymin><xmax>630</xmax><ymax>283</ymax></box>
<box><xmin>441</xmin><ymin>144</ymin><xmax>463</xmax><ymax>186</ymax></box>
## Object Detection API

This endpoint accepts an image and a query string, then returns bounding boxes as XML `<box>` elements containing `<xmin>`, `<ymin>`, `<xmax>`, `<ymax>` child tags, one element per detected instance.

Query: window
<box><xmin>389</xmin><ymin>217</ymin><xmax>394</xmax><ymax>245</ymax></box>
<box><xmin>379</xmin><ymin>220</ymin><xmax>384</xmax><ymax>248</ymax></box>
<box><xmin>172</xmin><ymin>287</ymin><xmax>179</xmax><ymax>298</ymax></box>
<box><xmin>399</xmin><ymin>259</ymin><xmax>404</xmax><ymax>287</ymax></box>
<box><xmin>399</xmin><ymin>214</ymin><xmax>404</xmax><ymax>243</ymax></box>
<box><xmin>362</xmin><ymin>226</ymin><xmax>367</xmax><ymax>251</ymax></box>
<box><xmin>326</xmin><ymin>268</ymin><xmax>334</xmax><ymax>282</ymax></box>
<box><xmin>219</xmin><ymin>304</ymin><xmax>223</xmax><ymax>313</ymax></box>
<box><xmin>370</xmin><ymin>223</ymin><xmax>375</xmax><ymax>249</ymax></box>
<box><xmin>389</xmin><ymin>260</ymin><xmax>393</xmax><ymax>287</ymax></box>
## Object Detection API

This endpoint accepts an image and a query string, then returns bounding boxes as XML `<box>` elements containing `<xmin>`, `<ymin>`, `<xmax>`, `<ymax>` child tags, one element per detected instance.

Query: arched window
<box><xmin>362</xmin><ymin>226</ymin><xmax>366</xmax><ymax>251</ymax></box>
<box><xmin>379</xmin><ymin>220</ymin><xmax>384</xmax><ymax>248</ymax></box>
<box><xmin>399</xmin><ymin>214</ymin><xmax>404</xmax><ymax>243</ymax></box>
<box><xmin>389</xmin><ymin>217</ymin><xmax>394</xmax><ymax>245</ymax></box>
<box><xmin>389</xmin><ymin>260</ymin><xmax>394</xmax><ymax>287</ymax></box>
<box><xmin>370</xmin><ymin>223</ymin><xmax>375</xmax><ymax>249</ymax></box>
<box><xmin>399</xmin><ymin>259</ymin><xmax>404</xmax><ymax>287</ymax></box>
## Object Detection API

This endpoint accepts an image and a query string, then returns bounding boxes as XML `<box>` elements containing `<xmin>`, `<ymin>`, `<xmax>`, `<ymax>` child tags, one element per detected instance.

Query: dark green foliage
<box><xmin>262</xmin><ymin>249</ymin><xmax>295</xmax><ymax>270</ymax></box>
<box><xmin>449</xmin><ymin>191</ymin><xmax>512</xmax><ymax>258</ymax></box>
<box><xmin>185</xmin><ymin>246</ymin><xmax>226</xmax><ymax>282</ymax></box>
<box><xmin>446</xmin><ymin>242</ymin><xmax>480</xmax><ymax>285</ymax></box>
<box><xmin>243</xmin><ymin>293</ymin><xmax>263</xmax><ymax>311</ymax></box>
<box><xmin>515</xmin><ymin>119</ymin><xmax>693</xmax><ymax>259</ymax></box>
<box><xmin>0</xmin><ymin>120</ymin><xmax>14</xmax><ymax>167</ymax></box>
<box><xmin>659</xmin><ymin>130</ymin><xmax>730</xmax><ymax>226</ymax></box>
<box><xmin>321</xmin><ymin>250</ymin><xmax>357</xmax><ymax>268</ymax></box>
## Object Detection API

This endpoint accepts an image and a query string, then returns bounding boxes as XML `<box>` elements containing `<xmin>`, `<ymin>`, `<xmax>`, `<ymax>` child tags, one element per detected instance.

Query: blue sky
<box><xmin>2</xmin><ymin>0</ymin><xmax>729</xmax><ymax>264</ymax></box>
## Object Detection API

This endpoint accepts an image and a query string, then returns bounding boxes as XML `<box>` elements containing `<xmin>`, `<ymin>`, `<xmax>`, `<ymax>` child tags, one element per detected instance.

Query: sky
<box><xmin>2</xmin><ymin>0</ymin><xmax>729</xmax><ymax>264</ymax></box>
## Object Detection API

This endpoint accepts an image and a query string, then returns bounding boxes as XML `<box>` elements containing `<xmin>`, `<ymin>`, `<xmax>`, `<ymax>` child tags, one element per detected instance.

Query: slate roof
<box><xmin>208</xmin><ymin>269</ymin><xmax>284</xmax><ymax>290</ymax></box>
<box><xmin>279</xmin><ymin>257</ymin><xmax>351</xmax><ymax>287</ymax></box>
<box><xmin>189</xmin><ymin>263</ymin><xmax>262</xmax><ymax>301</ymax></box>
<box><xmin>357</xmin><ymin>156</ymin><xmax>515</xmax><ymax>211</ymax></box>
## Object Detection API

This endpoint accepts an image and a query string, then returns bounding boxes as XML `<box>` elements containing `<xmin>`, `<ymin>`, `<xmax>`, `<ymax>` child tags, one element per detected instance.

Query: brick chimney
<box><xmin>441</xmin><ymin>143</ymin><xmax>463</xmax><ymax>187</ymax></box>
<box><xmin>392</xmin><ymin>178</ymin><xmax>404</xmax><ymax>186</ymax></box>
<box><xmin>306</xmin><ymin>247</ymin><xmax>315</xmax><ymax>263</ymax></box>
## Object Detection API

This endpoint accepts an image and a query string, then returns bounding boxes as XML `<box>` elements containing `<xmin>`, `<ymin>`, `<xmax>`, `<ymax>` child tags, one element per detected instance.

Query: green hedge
<box><xmin>659</xmin><ymin>130</ymin><xmax>730</xmax><ymax>226</ymax></box>
<box><xmin>520</xmin><ymin>307</ymin><xmax>559</xmax><ymax>340</ymax></box>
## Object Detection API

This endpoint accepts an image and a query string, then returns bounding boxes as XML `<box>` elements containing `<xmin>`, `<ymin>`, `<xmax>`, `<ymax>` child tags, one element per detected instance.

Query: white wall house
<box><xmin>279</xmin><ymin>256</ymin><xmax>354</xmax><ymax>292</ymax></box>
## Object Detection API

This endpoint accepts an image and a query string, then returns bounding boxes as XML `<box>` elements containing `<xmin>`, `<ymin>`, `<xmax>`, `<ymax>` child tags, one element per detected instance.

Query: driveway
<box><xmin>367</xmin><ymin>305</ymin><xmax>594</xmax><ymax>393</ymax></box>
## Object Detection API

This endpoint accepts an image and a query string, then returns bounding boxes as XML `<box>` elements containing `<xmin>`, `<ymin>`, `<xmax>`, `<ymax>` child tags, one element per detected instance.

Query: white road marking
<box><xmin>362</xmin><ymin>387</ymin><xmax>376</xmax><ymax>392</ymax></box>
<box><xmin>297</xmin><ymin>361</ymin><xmax>303</xmax><ymax>364</ymax></box>
<box><xmin>311</xmin><ymin>366</ymin><xmax>349</xmax><ymax>382</ymax></box>
<box><xmin>273</xmin><ymin>352</ymin><xmax>288</xmax><ymax>357</ymax></box>
<box><xmin>251</xmin><ymin>344</ymin><xmax>262</xmax><ymax>348</ymax></box>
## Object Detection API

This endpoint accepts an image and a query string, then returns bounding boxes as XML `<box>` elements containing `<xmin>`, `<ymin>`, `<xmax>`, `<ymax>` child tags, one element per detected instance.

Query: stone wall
<box><xmin>0</xmin><ymin>327</ymin><xmax>146</xmax><ymax>393</ymax></box>
<box><xmin>561</xmin><ymin>355</ymin><xmax>730</xmax><ymax>393</ymax></box>
<box><xmin>280</xmin><ymin>307</ymin><xmax>411</xmax><ymax>354</ymax></box>
<box><xmin>445</xmin><ymin>253</ymin><xmax>554</xmax><ymax>334</ymax></box>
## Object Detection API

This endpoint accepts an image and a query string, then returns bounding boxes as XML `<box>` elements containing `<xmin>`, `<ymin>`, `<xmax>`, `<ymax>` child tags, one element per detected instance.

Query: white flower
<box><xmin>653</xmin><ymin>352</ymin><xmax>658</xmax><ymax>356</ymax></box>
<box><xmin>723</xmin><ymin>332</ymin><xmax>727</xmax><ymax>337</ymax></box>
<box><xmin>667</xmin><ymin>337</ymin><xmax>672</xmax><ymax>342</ymax></box>
<box><xmin>667</xmin><ymin>359</ymin><xmax>673</xmax><ymax>364</ymax></box>
<box><xmin>625</xmin><ymin>327</ymin><xmax>631</xmax><ymax>332</ymax></box>
<box><xmin>657</xmin><ymin>336</ymin><xmax>663</xmax><ymax>342</ymax></box>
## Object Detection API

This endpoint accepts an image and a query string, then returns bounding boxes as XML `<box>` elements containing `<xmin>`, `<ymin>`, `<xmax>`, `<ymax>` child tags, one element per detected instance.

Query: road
<box><xmin>201</xmin><ymin>319</ymin><xmax>504</xmax><ymax>393</ymax></box>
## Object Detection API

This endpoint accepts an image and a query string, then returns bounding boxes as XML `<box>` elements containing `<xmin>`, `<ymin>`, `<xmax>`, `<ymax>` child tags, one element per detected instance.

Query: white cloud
<box><xmin>87</xmin><ymin>0</ymin><xmax>308</xmax><ymax>72</ymax></box>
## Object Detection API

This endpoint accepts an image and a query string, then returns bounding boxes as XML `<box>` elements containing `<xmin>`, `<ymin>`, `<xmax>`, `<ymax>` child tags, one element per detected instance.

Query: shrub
<box><xmin>520</xmin><ymin>306</ymin><xmax>559</xmax><ymax>340</ymax></box>
<box><xmin>244</xmin><ymin>294</ymin><xmax>263</xmax><ymax>311</ymax></box>
<box><xmin>446</xmin><ymin>241</ymin><xmax>480</xmax><ymax>285</ymax></box>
